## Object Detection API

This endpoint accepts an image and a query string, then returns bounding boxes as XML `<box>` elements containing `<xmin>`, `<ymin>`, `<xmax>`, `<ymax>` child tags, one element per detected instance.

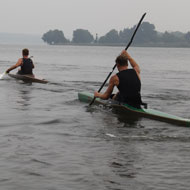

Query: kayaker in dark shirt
<box><xmin>94</xmin><ymin>50</ymin><xmax>143</xmax><ymax>108</ymax></box>
<box><xmin>6</xmin><ymin>48</ymin><xmax>34</xmax><ymax>76</ymax></box>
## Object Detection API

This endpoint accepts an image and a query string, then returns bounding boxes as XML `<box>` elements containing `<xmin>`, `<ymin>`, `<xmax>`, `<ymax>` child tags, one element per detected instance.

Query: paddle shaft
<box><xmin>89</xmin><ymin>13</ymin><xmax>146</xmax><ymax>106</ymax></box>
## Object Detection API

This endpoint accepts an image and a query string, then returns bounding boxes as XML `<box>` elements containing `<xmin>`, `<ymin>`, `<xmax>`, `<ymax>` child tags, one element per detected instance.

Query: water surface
<box><xmin>0</xmin><ymin>44</ymin><xmax>190</xmax><ymax>190</ymax></box>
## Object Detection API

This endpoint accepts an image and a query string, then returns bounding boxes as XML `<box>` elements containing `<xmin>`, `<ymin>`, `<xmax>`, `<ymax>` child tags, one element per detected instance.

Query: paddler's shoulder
<box><xmin>110</xmin><ymin>74</ymin><xmax>119</xmax><ymax>86</ymax></box>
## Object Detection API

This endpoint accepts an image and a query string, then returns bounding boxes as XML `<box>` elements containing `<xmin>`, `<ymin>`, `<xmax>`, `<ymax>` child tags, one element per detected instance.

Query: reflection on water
<box><xmin>112</xmin><ymin>107</ymin><xmax>142</xmax><ymax>127</ymax></box>
<box><xmin>85</xmin><ymin>99</ymin><xmax>142</xmax><ymax>128</ymax></box>
<box><xmin>16</xmin><ymin>84</ymin><xmax>32</xmax><ymax>109</ymax></box>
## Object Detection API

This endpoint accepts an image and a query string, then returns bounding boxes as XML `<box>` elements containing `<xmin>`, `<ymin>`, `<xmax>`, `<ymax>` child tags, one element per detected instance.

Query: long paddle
<box><xmin>89</xmin><ymin>13</ymin><xmax>146</xmax><ymax>106</ymax></box>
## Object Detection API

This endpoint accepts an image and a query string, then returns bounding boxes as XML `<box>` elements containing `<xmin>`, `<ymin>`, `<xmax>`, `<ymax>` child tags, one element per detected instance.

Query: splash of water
<box><xmin>0</xmin><ymin>72</ymin><xmax>6</xmax><ymax>79</ymax></box>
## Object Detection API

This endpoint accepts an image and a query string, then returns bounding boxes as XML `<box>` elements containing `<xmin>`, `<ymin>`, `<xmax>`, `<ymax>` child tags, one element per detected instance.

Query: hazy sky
<box><xmin>0</xmin><ymin>0</ymin><xmax>190</xmax><ymax>38</ymax></box>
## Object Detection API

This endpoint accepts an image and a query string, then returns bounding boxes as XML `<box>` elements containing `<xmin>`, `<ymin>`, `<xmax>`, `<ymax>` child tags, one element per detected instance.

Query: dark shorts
<box><xmin>17</xmin><ymin>70</ymin><xmax>33</xmax><ymax>75</ymax></box>
<box><xmin>110</xmin><ymin>93</ymin><xmax>141</xmax><ymax>109</ymax></box>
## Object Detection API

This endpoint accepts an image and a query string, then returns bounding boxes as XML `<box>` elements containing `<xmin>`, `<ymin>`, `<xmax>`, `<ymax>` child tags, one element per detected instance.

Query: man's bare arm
<box><xmin>6</xmin><ymin>58</ymin><xmax>22</xmax><ymax>73</ymax></box>
<box><xmin>121</xmin><ymin>50</ymin><xmax>140</xmax><ymax>74</ymax></box>
<box><xmin>94</xmin><ymin>75</ymin><xmax>118</xmax><ymax>100</ymax></box>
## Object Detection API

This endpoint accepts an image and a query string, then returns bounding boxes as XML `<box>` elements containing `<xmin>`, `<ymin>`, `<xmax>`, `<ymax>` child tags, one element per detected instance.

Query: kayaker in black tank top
<box><xmin>94</xmin><ymin>50</ymin><xmax>145</xmax><ymax>108</ymax></box>
<box><xmin>6</xmin><ymin>48</ymin><xmax>34</xmax><ymax>76</ymax></box>
<box><xmin>116</xmin><ymin>69</ymin><xmax>142</xmax><ymax>108</ymax></box>
<box><xmin>18</xmin><ymin>58</ymin><xmax>34</xmax><ymax>75</ymax></box>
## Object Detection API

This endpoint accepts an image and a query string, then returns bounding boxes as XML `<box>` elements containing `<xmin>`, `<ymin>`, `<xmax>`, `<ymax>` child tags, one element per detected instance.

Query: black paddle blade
<box><xmin>125</xmin><ymin>13</ymin><xmax>146</xmax><ymax>51</ymax></box>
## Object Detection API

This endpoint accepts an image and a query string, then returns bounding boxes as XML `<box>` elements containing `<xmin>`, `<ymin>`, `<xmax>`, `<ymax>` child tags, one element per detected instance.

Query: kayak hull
<box><xmin>8</xmin><ymin>73</ymin><xmax>48</xmax><ymax>84</ymax></box>
<box><xmin>78</xmin><ymin>92</ymin><xmax>190</xmax><ymax>127</ymax></box>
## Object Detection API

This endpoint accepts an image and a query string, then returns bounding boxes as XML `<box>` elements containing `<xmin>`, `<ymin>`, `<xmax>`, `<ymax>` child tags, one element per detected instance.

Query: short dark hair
<box><xmin>22</xmin><ymin>48</ymin><xmax>29</xmax><ymax>56</ymax></box>
<box><xmin>115</xmin><ymin>54</ymin><xmax>128</xmax><ymax>66</ymax></box>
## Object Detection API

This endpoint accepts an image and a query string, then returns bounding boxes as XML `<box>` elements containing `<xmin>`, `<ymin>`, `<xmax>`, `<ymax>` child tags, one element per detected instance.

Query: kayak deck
<box><xmin>78</xmin><ymin>92</ymin><xmax>190</xmax><ymax>127</ymax></box>
<box><xmin>8</xmin><ymin>73</ymin><xmax>48</xmax><ymax>84</ymax></box>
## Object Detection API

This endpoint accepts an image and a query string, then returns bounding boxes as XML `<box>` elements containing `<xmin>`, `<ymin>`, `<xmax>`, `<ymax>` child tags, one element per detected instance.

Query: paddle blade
<box><xmin>0</xmin><ymin>72</ymin><xmax>6</xmax><ymax>79</ymax></box>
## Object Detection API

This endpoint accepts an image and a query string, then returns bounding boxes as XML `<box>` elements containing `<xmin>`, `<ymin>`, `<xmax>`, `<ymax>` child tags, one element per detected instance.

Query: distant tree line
<box><xmin>42</xmin><ymin>22</ymin><xmax>190</xmax><ymax>47</ymax></box>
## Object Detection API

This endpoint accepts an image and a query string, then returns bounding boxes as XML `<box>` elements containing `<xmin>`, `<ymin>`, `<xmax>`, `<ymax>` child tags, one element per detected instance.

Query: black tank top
<box><xmin>116</xmin><ymin>69</ymin><xmax>142</xmax><ymax>107</ymax></box>
<box><xmin>20</xmin><ymin>58</ymin><xmax>33</xmax><ymax>74</ymax></box>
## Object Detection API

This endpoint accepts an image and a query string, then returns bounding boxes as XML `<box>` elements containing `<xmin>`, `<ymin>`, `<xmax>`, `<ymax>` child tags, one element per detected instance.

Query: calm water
<box><xmin>0</xmin><ymin>44</ymin><xmax>190</xmax><ymax>190</ymax></box>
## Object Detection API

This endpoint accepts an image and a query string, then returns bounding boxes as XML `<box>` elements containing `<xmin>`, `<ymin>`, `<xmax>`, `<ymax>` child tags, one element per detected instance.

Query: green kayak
<box><xmin>78</xmin><ymin>92</ymin><xmax>190</xmax><ymax>127</ymax></box>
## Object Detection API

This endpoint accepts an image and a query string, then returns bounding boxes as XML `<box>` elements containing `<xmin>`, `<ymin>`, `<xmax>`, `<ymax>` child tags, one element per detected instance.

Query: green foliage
<box><xmin>133</xmin><ymin>22</ymin><xmax>158</xmax><ymax>44</ymax></box>
<box><xmin>42</xmin><ymin>22</ymin><xmax>190</xmax><ymax>47</ymax></box>
<box><xmin>119</xmin><ymin>28</ymin><xmax>133</xmax><ymax>44</ymax></box>
<box><xmin>72</xmin><ymin>29</ymin><xmax>94</xmax><ymax>43</ymax></box>
<box><xmin>42</xmin><ymin>29</ymin><xmax>69</xmax><ymax>45</ymax></box>
<box><xmin>162</xmin><ymin>31</ymin><xmax>181</xmax><ymax>43</ymax></box>
<box><xmin>98</xmin><ymin>22</ymin><xmax>158</xmax><ymax>45</ymax></box>
<box><xmin>185</xmin><ymin>32</ymin><xmax>190</xmax><ymax>43</ymax></box>
<box><xmin>99</xmin><ymin>29</ymin><xmax>120</xmax><ymax>44</ymax></box>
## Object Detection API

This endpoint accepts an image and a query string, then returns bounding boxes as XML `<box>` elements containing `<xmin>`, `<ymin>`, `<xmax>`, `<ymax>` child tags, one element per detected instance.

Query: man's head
<box><xmin>115</xmin><ymin>54</ymin><xmax>128</xmax><ymax>68</ymax></box>
<box><xmin>22</xmin><ymin>48</ymin><xmax>29</xmax><ymax>56</ymax></box>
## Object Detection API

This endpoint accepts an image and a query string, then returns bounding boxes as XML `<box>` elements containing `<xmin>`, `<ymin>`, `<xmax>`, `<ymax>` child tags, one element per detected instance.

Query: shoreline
<box><xmin>43</xmin><ymin>43</ymin><xmax>190</xmax><ymax>48</ymax></box>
